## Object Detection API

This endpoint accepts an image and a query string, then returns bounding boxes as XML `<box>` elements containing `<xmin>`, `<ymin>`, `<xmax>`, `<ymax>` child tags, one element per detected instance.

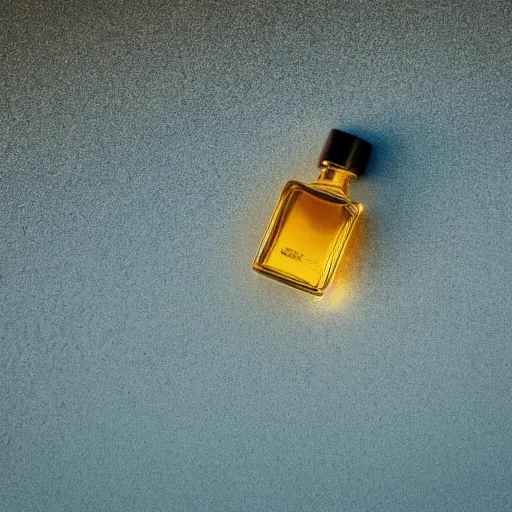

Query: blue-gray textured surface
<box><xmin>1</xmin><ymin>0</ymin><xmax>511</xmax><ymax>510</ymax></box>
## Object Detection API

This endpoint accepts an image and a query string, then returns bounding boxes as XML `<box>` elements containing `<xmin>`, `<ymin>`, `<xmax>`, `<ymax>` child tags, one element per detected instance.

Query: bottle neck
<box><xmin>315</xmin><ymin>161</ymin><xmax>357</xmax><ymax>196</ymax></box>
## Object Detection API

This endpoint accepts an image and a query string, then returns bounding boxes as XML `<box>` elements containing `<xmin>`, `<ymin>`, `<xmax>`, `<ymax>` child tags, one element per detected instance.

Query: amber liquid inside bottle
<box><xmin>253</xmin><ymin>163</ymin><xmax>363</xmax><ymax>295</ymax></box>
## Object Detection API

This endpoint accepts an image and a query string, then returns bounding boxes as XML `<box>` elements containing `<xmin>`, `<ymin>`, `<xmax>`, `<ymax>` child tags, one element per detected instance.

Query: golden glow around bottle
<box><xmin>252</xmin><ymin>163</ymin><xmax>363</xmax><ymax>296</ymax></box>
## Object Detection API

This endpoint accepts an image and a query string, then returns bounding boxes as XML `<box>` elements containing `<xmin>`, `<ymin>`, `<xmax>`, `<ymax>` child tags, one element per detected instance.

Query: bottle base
<box><xmin>252</xmin><ymin>262</ymin><xmax>325</xmax><ymax>296</ymax></box>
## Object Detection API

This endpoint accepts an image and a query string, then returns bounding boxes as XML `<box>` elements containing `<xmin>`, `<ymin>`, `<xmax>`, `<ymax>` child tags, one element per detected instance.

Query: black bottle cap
<box><xmin>318</xmin><ymin>129</ymin><xmax>372</xmax><ymax>176</ymax></box>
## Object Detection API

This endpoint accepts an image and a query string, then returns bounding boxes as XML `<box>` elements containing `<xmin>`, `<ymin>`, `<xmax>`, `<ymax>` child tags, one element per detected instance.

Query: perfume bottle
<box><xmin>253</xmin><ymin>129</ymin><xmax>372</xmax><ymax>296</ymax></box>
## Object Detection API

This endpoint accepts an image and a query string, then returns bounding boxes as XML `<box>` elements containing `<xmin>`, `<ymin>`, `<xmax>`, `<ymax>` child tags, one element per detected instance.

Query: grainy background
<box><xmin>1</xmin><ymin>0</ymin><xmax>511</xmax><ymax>510</ymax></box>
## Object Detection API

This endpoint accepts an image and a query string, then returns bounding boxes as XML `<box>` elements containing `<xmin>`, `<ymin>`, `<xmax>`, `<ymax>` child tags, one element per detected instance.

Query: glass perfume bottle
<box><xmin>253</xmin><ymin>129</ymin><xmax>372</xmax><ymax>296</ymax></box>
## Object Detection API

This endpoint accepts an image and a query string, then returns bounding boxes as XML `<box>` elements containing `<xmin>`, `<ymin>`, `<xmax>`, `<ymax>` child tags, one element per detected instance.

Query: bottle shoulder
<box><xmin>282</xmin><ymin>179</ymin><xmax>360</xmax><ymax>206</ymax></box>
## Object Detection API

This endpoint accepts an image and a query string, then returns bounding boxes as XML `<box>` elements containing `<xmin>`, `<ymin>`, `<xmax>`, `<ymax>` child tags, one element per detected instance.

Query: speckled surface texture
<box><xmin>1</xmin><ymin>0</ymin><xmax>511</xmax><ymax>510</ymax></box>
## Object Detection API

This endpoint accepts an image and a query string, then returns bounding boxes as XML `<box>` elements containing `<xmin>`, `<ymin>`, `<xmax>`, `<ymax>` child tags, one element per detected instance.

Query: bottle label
<box><xmin>280</xmin><ymin>247</ymin><xmax>303</xmax><ymax>261</ymax></box>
